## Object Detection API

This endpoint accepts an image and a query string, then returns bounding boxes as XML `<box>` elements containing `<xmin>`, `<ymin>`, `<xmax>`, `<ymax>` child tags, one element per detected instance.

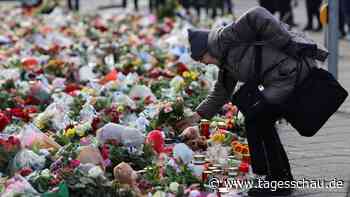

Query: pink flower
<box><xmin>164</xmin><ymin>106</ymin><xmax>173</xmax><ymax>113</ymax></box>
<box><xmin>103</xmin><ymin>159</ymin><xmax>112</xmax><ymax>167</ymax></box>
<box><xmin>69</xmin><ymin>159</ymin><xmax>80</xmax><ymax>168</ymax></box>
<box><xmin>80</xmin><ymin>137</ymin><xmax>91</xmax><ymax>146</ymax></box>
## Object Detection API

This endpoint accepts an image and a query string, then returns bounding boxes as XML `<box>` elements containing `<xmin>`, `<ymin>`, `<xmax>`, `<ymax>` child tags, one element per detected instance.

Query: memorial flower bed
<box><xmin>0</xmin><ymin>5</ymin><xmax>251</xmax><ymax>197</ymax></box>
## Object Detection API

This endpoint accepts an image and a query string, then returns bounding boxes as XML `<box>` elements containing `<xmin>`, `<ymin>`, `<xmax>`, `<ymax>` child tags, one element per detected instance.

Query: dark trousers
<box><xmin>68</xmin><ymin>0</ymin><xmax>79</xmax><ymax>11</ymax></box>
<box><xmin>340</xmin><ymin>0</ymin><xmax>350</xmax><ymax>35</ymax></box>
<box><xmin>149</xmin><ymin>0</ymin><xmax>166</xmax><ymax>12</ymax></box>
<box><xmin>344</xmin><ymin>0</ymin><xmax>350</xmax><ymax>24</ymax></box>
<box><xmin>245</xmin><ymin>104</ymin><xmax>292</xmax><ymax>178</ymax></box>
<box><xmin>259</xmin><ymin>0</ymin><xmax>295</xmax><ymax>26</ymax></box>
<box><xmin>305</xmin><ymin>0</ymin><xmax>322</xmax><ymax>28</ymax></box>
<box><xmin>122</xmin><ymin>0</ymin><xmax>139</xmax><ymax>11</ymax></box>
<box><xmin>278</xmin><ymin>0</ymin><xmax>295</xmax><ymax>26</ymax></box>
<box><xmin>259</xmin><ymin>0</ymin><xmax>278</xmax><ymax>14</ymax></box>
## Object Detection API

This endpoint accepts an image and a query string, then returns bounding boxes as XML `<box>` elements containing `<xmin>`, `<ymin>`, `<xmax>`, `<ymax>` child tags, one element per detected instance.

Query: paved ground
<box><xmin>2</xmin><ymin>0</ymin><xmax>350</xmax><ymax>196</ymax></box>
<box><xmin>232</xmin><ymin>1</ymin><xmax>350</xmax><ymax>197</ymax></box>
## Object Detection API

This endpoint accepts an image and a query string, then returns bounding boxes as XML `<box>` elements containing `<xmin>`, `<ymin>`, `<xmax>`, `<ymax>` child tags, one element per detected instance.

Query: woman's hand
<box><xmin>176</xmin><ymin>112</ymin><xmax>202</xmax><ymax>131</ymax></box>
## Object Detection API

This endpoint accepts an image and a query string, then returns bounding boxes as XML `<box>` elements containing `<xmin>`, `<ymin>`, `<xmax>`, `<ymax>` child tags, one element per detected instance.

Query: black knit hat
<box><xmin>188</xmin><ymin>28</ymin><xmax>210</xmax><ymax>61</ymax></box>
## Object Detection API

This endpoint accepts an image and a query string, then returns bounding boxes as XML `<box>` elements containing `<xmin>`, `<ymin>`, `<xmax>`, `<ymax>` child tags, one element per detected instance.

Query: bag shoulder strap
<box><xmin>254</xmin><ymin>43</ymin><xmax>262</xmax><ymax>82</ymax></box>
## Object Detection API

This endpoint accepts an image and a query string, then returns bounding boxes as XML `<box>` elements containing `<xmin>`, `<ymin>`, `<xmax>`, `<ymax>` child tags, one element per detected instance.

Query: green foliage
<box><xmin>155</xmin><ymin>99</ymin><xmax>184</xmax><ymax>129</ymax></box>
<box><xmin>150</xmin><ymin>80</ymin><xmax>170</xmax><ymax>98</ymax></box>
<box><xmin>164</xmin><ymin>165</ymin><xmax>200</xmax><ymax>186</ymax></box>
<box><xmin>68</xmin><ymin>95</ymin><xmax>86</xmax><ymax>121</ymax></box>
<box><xmin>1</xmin><ymin>80</ymin><xmax>16</xmax><ymax>91</ymax></box>
<box><xmin>55</xmin><ymin>143</ymin><xmax>79</xmax><ymax>165</ymax></box>
<box><xmin>0</xmin><ymin>92</ymin><xmax>16</xmax><ymax>110</ymax></box>
<box><xmin>28</xmin><ymin>170</ymin><xmax>55</xmax><ymax>193</ymax></box>
<box><xmin>94</xmin><ymin>97</ymin><xmax>112</xmax><ymax>112</ymax></box>
<box><xmin>53</xmin><ymin>132</ymin><xmax>71</xmax><ymax>146</ymax></box>
<box><xmin>142</xmin><ymin>163</ymin><xmax>200</xmax><ymax>191</ymax></box>
<box><xmin>109</xmin><ymin>144</ymin><xmax>155</xmax><ymax>171</ymax></box>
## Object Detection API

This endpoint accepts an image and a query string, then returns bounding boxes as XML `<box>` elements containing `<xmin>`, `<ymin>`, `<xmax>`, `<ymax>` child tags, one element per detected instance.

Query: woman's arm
<box><xmin>196</xmin><ymin>69</ymin><xmax>237</xmax><ymax>119</ymax></box>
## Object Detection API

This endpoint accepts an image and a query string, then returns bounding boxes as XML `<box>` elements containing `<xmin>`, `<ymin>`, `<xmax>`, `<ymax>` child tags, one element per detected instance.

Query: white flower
<box><xmin>88</xmin><ymin>166</ymin><xmax>103</xmax><ymax>178</ymax></box>
<box><xmin>153</xmin><ymin>191</ymin><xmax>166</xmax><ymax>197</ymax></box>
<box><xmin>169</xmin><ymin>182</ymin><xmax>179</xmax><ymax>193</ymax></box>
<box><xmin>41</xmin><ymin>169</ymin><xmax>50</xmax><ymax>178</ymax></box>
<box><xmin>75</xmin><ymin>127</ymin><xmax>85</xmax><ymax>137</ymax></box>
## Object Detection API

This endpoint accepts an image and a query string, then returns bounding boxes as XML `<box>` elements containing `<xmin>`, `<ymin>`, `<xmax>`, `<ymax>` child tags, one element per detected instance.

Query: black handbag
<box><xmin>283</xmin><ymin>59</ymin><xmax>348</xmax><ymax>137</ymax></box>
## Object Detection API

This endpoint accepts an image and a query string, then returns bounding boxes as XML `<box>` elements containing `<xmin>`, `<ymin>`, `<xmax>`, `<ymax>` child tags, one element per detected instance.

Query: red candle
<box><xmin>200</xmin><ymin>119</ymin><xmax>210</xmax><ymax>139</ymax></box>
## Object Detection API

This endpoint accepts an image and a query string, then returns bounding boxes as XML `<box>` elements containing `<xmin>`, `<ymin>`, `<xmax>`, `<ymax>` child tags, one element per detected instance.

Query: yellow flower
<box><xmin>211</xmin><ymin>133</ymin><xmax>226</xmax><ymax>143</ymax></box>
<box><xmin>132</xmin><ymin>59</ymin><xmax>142</xmax><ymax>66</ymax></box>
<box><xmin>64</xmin><ymin>128</ymin><xmax>76</xmax><ymax>138</ymax></box>
<box><xmin>190</xmin><ymin>71</ymin><xmax>198</xmax><ymax>80</ymax></box>
<box><xmin>117</xmin><ymin>105</ymin><xmax>125</xmax><ymax>113</ymax></box>
<box><xmin>35</xmin><ymin>119</ymin><xmax>45</xmax><ymax>130</ymax></box>
<box><xmin>34</xmin><ymin>114</ymin><xmax>47</xmax><ymax>130</ymax></box>
<box><xmin>182</xmin><ymin>71</ymin><xmax>190</xmax><ymax>78</ymax></box>
<box><xmin>81</xmin><ymin>87</ymin><xmax>96</xmax><ymax>95</ymax></box>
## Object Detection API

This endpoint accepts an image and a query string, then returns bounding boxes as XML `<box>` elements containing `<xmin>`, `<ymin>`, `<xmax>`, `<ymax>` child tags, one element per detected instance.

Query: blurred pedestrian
<box><xmin>304</xmin><ymin>0</ymin><xmax>322</xmax><ymax>31</ymax></box>
<box><xmin>68</xmin><ymin>0</ymin><xmax>79</xmax><ymax>11</ymax></box>
<box><xmin>278</xmin><ymin>0</ymin><xmax>297</xmax><ymax>27</ymax></box>
<box><xmin>341</xmin><ymin>0</ymin><xmax>350</xmax><ymax>39</ymax></box>
<box><xmin>339</xmin><ymin>1</ymin><xmax>347</xmax><ymax>38</ymax></box>
<box><xmin>259</xmin><ymin>0</ymin><xmax>297</xmax><ymax>27</ymax></box>
<box><xmin>259</xmin><ymin>0</ymin><xmax>278</xmax><ymax>14</ymax></box>
<box><xmin>122</xmin><ymin>0</ymin><xmax>139</xmax><ymax>11</ymax></box>
<box><xmin>223</xmin><ymin>0</ymin><xmax>233</xmax><ymax>15</ymax></box>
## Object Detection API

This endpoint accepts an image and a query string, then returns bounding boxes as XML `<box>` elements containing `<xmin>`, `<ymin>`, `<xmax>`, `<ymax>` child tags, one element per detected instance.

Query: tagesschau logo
<box><xmin>208</xmin><ymin>177</ymin><xmax>345</xmax><ymax>192</ymax></box>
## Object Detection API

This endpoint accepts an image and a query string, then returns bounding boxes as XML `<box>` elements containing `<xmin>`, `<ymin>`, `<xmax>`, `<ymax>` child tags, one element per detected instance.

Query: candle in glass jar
<box><xmin>242</xmin><ymin>153</ymin><xmax>251</xmax><ymax>164</ymax></box>
<box><xmin>200</xmin><ymin>119</ymin><xmax>210</xmax><ymax>139</ymax></box>
<box><xmin>202</xmin><ymin>170</ymin><xmax>212</xmax><ymax>182</ymax></box>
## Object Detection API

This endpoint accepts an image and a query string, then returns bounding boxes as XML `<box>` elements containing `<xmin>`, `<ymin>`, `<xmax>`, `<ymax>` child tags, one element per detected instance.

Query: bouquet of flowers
<box><xmin>103</xmin><ymin>140</ymin><xmax>155</xmax><ymax>171</ymax></box>
<box><xmin>152</xmin><ymin>97</ymin><xmax>185</xmax><ymax>130</ymax></box>
<box><xmin>0</xmin><ymin>135</ymin><xmax>21</xmax><ymax>172</ymax></box>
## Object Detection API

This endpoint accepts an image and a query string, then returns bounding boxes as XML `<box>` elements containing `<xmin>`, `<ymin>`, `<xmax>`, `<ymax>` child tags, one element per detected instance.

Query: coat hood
<box><xmin>208</xmin><ymin>23</ymin><xmax>237</xmax><ymax>64</ymax></box>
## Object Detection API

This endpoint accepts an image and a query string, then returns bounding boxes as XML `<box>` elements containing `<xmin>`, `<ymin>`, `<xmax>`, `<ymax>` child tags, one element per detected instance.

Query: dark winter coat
<box><xmin>196</xmin><ymin>6</ymin><xmax>327</xmax><ymax>119</ymax></box>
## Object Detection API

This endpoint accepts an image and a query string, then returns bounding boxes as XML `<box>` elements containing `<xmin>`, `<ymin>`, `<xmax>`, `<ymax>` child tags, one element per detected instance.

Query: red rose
<box><xmin>176</xmin><ymin>62</ymin><xmax>189</xmax><ymax>75</ymax></box>
<box><xmin>21</xmin><ymin>57</ymin><xmax>38</xmax><ymax>70</ymax></box>
<box><xmin>64</xmin><ymin>83</ymin><xmax>81</xmax><ymax>93</ymax></box>
<box><xmin>25</xmin><ymin>106</ymin><xmax>38</xmax><ymax>114</ymax></box>
<box><xmin>9</xmin><ymin>108</ymin><xmax>30</xmax><ymax>121</ymax></box>
<box><xmin>7</xmin><ymin>136</ymin><xmax>20</xmax><ymax>147</ymax></box>
<box><xmin>19</xmin><ymin>167</ymin><xmax>33</xmax><ymax>177</ymax></box>
<box><xmin>0</xmin><ymin>112</ymin><xmax>11</xmax><ymax>131</ymax></box>
<box><xmin>100</xmin><ymin>144</ymin><xmax>110</xmax><ymax>160</ymax></box>
<box><xmin>24</xmin><ymin>95</ymin><xmax>40</xmax><ymax>105</ymax></box>
<box><xmin>149</xmin><ymin>68</ymin><xmax>162</xmax><ymax>78</ymax></box>
<box><xmin>91</xmin><ymin>117</ymin><xmax>101</xmax><ymax>132</ymax></box>
<box><xmin>146</xmin><ymin>130</ymin><xmax>165</xmax><ymax>154</ymax></box>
